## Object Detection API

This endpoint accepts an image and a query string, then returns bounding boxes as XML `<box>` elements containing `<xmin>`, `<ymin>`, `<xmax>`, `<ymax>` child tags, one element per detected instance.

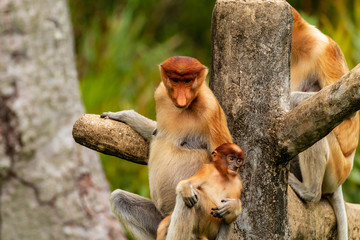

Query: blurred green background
<box><xmin>69</xmin><ymin>0</ymin><xmax>360</xmax><ymax>203</ymax></box>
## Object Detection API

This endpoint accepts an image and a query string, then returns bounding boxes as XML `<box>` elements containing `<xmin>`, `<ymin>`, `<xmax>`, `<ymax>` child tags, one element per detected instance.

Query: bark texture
<box><xmin>210</xmin><ymin>0</ymin><xmax>360</xmax><ymax>239</ymax></box>
<box><xmin>279</xmin><ymin>64</ymin><xmax>360</xmax><ymax>159</ymax></box>
<box><xmin>211</xmin><ymin>0</ymin><xmax>292</xmax><ymax>238</ymax></box>
<box><xmin>73</xmin><ymin>114</ymin><xmax>149</xmax><ymax>164</ymax></box>
<box><xmin>288</xmin><ymin>187</ymin><xmax>360</xmax><ymax>239</ymax></box>
<box><xmin>0</xmin><ymin>0</ymin><xmax>125</xmax><ymax>239</ymax></box>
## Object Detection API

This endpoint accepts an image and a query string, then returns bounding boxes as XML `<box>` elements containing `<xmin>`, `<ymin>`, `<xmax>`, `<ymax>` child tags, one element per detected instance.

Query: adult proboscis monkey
<box><xmin>101</xmin><ymin>56</ymin><xmax>233</xmax><ymax>239</ymax></box>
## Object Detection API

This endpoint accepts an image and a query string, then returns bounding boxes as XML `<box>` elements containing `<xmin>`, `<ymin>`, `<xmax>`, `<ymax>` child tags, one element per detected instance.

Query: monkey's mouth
<box><xmin>175</xmin><ymin>104</ymin><xmax>187</xmax><ymax>109</ymax></box>
<box><xmin>228</xmin><ymin>167</ymin><xmax>239</xmax><ymax>175</ymax></box>
<box><xmin>173</xmin><ymin>102</ymin><xmax>189</xmax><ymax>109</ymax></box>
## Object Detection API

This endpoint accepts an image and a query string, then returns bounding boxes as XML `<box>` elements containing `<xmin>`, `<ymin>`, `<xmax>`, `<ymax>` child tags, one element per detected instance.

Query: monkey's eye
<box><xmin>229</xmin><ymin>156</ymin><xmax>235</xmax><ymax>161</ymax></box>
<box><xmin>237</xmin><ymin>159</ymin><xmax>243</xmax><ymax>164</ymax></box>
<box><xmin>184</xmin><ymin>78</ymin><xmax>192</xmax><ymax>83</ymax></box>
<box><xmin>171</xmin><ymin>78</ymin><xmax>179</xmax><ymax>83</ymax></box>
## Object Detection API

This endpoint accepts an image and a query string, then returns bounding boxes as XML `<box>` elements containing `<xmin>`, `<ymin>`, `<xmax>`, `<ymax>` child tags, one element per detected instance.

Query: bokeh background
<box><xmin>68</xmin><ymin>0</ymin><xmax>360</xmax><ymax>203</ymax></box>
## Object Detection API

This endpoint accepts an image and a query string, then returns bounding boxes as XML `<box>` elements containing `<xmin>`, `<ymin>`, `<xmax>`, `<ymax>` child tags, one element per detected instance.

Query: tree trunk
<box><xmin>211</xmin><ymin>0</ymin><xmax>292</xmax><ymax>238</ymax></box>
<box><xmin>210</xmin><ymin>0</ymin><xmax>360</xmax><ymax>239</ymax></box>
<box><xmin>0</xmin><ymin>0</ymin><xmax>125</xmax><ymax>239</ymax></box>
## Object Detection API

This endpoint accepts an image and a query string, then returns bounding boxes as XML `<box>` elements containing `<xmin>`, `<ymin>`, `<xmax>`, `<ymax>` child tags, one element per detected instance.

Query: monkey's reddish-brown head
<box><xmin>159</xmin><ymin>56</ymin><xmax>208</xmax><ymax>109</ymax></box>
<box><xmin>212</xmin><ymin>143</ymin><xmax>245</xmax><ymax>176</ymax></box>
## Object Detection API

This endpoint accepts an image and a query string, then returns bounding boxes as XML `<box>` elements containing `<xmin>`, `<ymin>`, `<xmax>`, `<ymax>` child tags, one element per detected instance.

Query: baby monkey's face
<box><xmin>226</xmin><ymin>154</ymin><xmax>244</xmax><ymax>176</ymax></box>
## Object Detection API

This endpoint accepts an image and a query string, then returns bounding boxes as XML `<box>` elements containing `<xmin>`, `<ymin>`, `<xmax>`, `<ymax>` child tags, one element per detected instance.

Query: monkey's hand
<box><xmin>176</xmin><ymin>180</ymin><xmax>198</xmax><ymax>208</ymax></box>
<box><xmin>211</xmin><ymin>199</ymin><xmax>241</xmax><ymax>224</ymax></box>
<box><xmin>100</xmin><ymin>110</ymin><xmax>157</xmax><ymax>141</ymax></box>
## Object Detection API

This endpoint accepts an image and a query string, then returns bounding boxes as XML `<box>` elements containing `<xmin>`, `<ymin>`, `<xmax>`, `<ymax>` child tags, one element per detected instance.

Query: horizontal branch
<box><xmin>278</xmin><ymin>64</ymin><xmax>360</xmax><ymax>159</ymax></box>
<box><xmin>72</xmin><ymin>113</ymin><xmax>360</xmax><ymax>238</ymax></box>
<box><xmin>288</xmin><ymin>187</ymin><xmax>360</xmax><ymax>239</ymax></box>
<box><xmin>72</xmin><ymin>114</ymin><xmax>148</xmax><ymax>165</ymax></box>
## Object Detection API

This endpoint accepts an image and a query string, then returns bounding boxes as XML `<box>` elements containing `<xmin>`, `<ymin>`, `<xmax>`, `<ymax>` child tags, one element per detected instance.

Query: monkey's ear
<box><xmin>238</xmin><ymin>158</ymin><xmax>245</xmax><ymax>167</ymax></box>
<box><xmin>158</xmin><ymin>64</ymin><xmax>164</xmax><ymax>72</ymax></box>
<box><xmin>198</xmin><ymin>67</ymin><xmax>208</xmax><ymax>80</ymax></box>
<box><xmin>159</xmin><ymin>65</ymin><xmax>170</xmax><ymax>85</ymax></box>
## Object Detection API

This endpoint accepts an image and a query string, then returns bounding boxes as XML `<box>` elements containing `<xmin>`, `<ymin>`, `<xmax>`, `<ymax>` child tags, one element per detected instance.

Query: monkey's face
<box><xmin>166</xmin><ymin>76</ymin><xmax>198</xmax><ymax>109</ymax></box>
<box><xmin>213</xmin><ymin>143</ymin><xmax>245</xmax><ymax>176</ymax></box>
<box><xmin>226</xmin><ymin>154</ymin><xmax>244</xmax><ymax>176</ymax></box>
<box><xmin>159</xmin><ymin>56</ymin><xmax>208</xmax><ymax>109</ymax></box>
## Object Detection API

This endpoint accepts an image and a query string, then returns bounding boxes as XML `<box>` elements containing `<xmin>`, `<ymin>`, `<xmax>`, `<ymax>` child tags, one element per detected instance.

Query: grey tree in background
<box><xmin>0</xmin><ymin>0</ymin><xmax>125</xmax><ymax>239</ymax></box>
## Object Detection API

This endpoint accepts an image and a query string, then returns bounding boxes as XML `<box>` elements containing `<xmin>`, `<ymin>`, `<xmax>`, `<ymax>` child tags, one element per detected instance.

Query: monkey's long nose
<box><xmin>176</xmin><ymin>95</ymin><xmax>187</xmax><ymax>108</ymax></box>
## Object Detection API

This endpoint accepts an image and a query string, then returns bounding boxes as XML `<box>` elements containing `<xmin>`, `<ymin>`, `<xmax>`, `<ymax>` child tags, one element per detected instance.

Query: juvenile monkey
<box><xmin>101</xmin><ymin>56</ymin><xmax>233</xmax><ymax>239</ymax></box>
<box><xmin>156</xmin><ymin>143</ymin><xmax>244</xmax><ymax>240</ymax></box>
<box><xmin>289</xmin><ymin>8</ymin><xmax>359</xmax><ymax>240</ymax></box>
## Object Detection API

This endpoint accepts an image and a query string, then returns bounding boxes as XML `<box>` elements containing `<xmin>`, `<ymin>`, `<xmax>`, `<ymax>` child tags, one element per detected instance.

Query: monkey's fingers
<box><xmin>100</xmin><ymin>112</ymin><xmax>123</xmax><ymax>121</ymax></box>
<box><xmin>100</xmin><ymin>112</ymin><xmax>110</xmax><ymax>118</ymax></box>
<box><xmin>185</xmin><ymin>189</ymin><xmax>198</xmax><ymax>207</ymax></box>
<box><xmin>215</xmin><ymin>208</ymin><xmax>230</xmax><ymax>218</ymax></box>
<box><xmin>211</xmin><ymin>211</ymin><xmax>222</xmax><ymax>218</ymax></box>
<box><xmin>184</xmin><ymin>200</ymin><xmax>194</xmax><ymax>208</ymax></box>
<box><xmin>184</xmin><ymin>196</ymin><xmax>198</xmax><ymax>208</ymax></box>
<box><xmin>100</xmin><ymin>111</ymin><xmax>123</xmax><ymax>121</ymax></box>
<box><xmin>184</xmin><ymin>198</ymin><xmax>192</xmax><ymax>207</ymax></box>
<box><xmin>211</xmin><ymin>209</ymin><xmax>230</xmax><ymax>218</ymax></box>
<box><xmin>101</xmin><ymin>110</ymin><xmax>140</xmax><ymax>122</ymax></box>
<box><xmin>212</xmin><ymin>202</ymin><xmax>232</xmax><ymax>218</ymax></box>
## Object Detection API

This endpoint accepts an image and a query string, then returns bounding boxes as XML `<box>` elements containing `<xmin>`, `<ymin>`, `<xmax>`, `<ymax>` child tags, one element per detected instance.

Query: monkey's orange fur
<box><xmin>102</xmin><ymin>56</ymin><xmax>234</xmax><ymax>239</ymax></box>
<box><xmin>157</xmin><ymin>143</ymin><xmax>244</xmax><ymax>240</ymax></box>
<box><xmin>149</xmin><ymin>56</ymin><xmax>233</xmax><ymax>216</ymax></box>
<box><xmin>291</xmin><ymin>8</ymin><xmax>359</xmax><ymax>188</ymax></box>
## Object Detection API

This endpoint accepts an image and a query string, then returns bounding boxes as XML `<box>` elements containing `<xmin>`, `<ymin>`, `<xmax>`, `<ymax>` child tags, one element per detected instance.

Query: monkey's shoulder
<box><xmin>195</xmin><ymin>164</ymin><xmax>230</xmax><ymax>187</ymax></box>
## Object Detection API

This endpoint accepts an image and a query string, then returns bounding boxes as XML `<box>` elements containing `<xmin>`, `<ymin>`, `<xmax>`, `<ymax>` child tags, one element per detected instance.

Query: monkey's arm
<box><xmin>211</xmin><ymin>198</ymin><xmax>242</xmax><ymax>224</ymax></box>
<box><xmin>101</xmin><ymin>110</ymin><xmax>156</xmax><ymax>141</ymax></box>
<box><xmin>176</xmin><ymin>180</ymin><xmax>199</xmax><ymax>208</ymax></box>
<box><xmin>290</xmin><ymin>92</ymin><xmax>316</xmax><ymax>108</ymax></box>
<box><xmin>176</xmin><ymin>167</ymin><xmax>211</xmax><ymax>208</ymax></box>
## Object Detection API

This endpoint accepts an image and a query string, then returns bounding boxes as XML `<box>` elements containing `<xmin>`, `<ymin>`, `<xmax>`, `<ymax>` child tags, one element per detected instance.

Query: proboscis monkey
<box><xmin>156</xmin><ymin>143</ymin><xmax>244</xmax><ymax>240</ymax></box>
<box><xmin>289</xmin><ymin>8</ymin><xmax>359</xmax><ymax>240</ymax></box>
<box><xmin>101</xmin><ymin>56</ymin><xmax>233</xmax><ymax>239</ymax></box>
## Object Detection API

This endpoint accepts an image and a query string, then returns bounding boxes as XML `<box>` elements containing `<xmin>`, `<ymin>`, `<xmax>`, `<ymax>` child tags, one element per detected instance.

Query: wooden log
<box><xmin>72</xmin><ymin>114</ymin><xmax>149</xmax><ymax>165</ymax></box>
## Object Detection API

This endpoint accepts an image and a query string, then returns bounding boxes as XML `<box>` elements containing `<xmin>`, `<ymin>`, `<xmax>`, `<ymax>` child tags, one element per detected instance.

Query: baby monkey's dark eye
<box><xmin>185</xmin><ymin>78</ymin><xmax>192</xmax><ymax>83</ymax></box>
<box><xmin>171</xmin><ymin>78</ymin><xmax>179</xmax><ymax>83</ymax></box>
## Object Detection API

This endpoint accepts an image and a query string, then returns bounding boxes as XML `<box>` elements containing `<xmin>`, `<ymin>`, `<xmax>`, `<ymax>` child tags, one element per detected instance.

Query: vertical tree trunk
<box><xmin>0</xmin><ymin>0</ymin><xmax>125</xmax><ymax>239</ymax></box>
<box><xmin>211</xmin><ymin>0</ymin><xmax>292</xmax><ymax>238</ymax></box>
